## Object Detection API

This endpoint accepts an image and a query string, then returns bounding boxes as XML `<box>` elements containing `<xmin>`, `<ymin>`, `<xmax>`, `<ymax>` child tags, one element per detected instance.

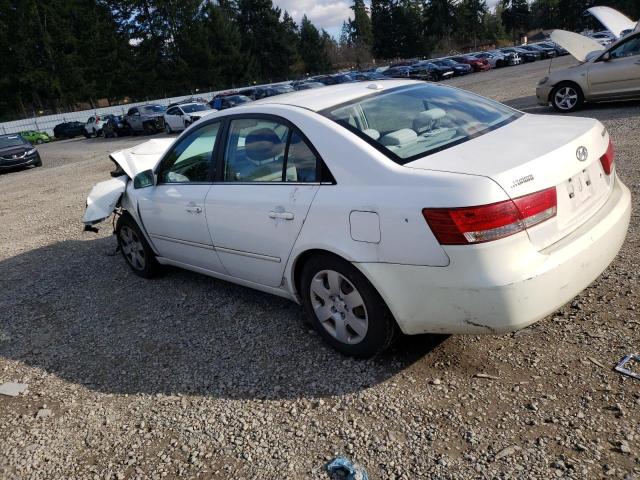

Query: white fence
<box><xmin>0</xmin><ymin>91</ymin><xmax>221</xmax><ymax>136</ymax></box>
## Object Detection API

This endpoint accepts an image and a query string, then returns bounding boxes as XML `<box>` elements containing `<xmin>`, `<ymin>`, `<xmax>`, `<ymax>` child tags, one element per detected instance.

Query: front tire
<box><xmin>551</xmin><ymin>83</ymin><xmax>584</xmax><ymax>113</ymax></box>
<box><xmin>116</xmin><ymin>214</ymin><xmax>159</xmax><ymax>278</ymax></box>
<box><xmin>300</xmin><ymin>253</ymin><xmax>396</xmax><ymax>358</ymax></box>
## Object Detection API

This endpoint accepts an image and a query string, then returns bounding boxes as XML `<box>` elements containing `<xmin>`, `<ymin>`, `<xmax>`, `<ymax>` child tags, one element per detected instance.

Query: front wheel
<box><xmin>35</xmin><ymin>139</ymin><xmax>43</xmax><ymax>144</ymax></box>
<box><xmin>116</xmin><ymin>214</ymin><xmax>159</xmax><ymax>278</ymax></box>
<box><xmin>300</xmin><ymin>254</ymin><xmax>396</xmax><ymax>358</ymax></box>
<box><xmin>551</xmin><ymin>83</ymin><xmax>584</xmax><ymax>113</ymax></box>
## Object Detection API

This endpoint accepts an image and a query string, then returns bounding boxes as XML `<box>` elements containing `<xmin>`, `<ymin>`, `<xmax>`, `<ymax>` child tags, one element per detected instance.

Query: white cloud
<box><xmin>274</xmin><ymin>0</ymin><xmax>354</xmax><ymax>30</ymax></box>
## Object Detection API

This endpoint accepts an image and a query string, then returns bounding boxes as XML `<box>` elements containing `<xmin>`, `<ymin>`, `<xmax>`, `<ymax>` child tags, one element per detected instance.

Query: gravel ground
<box><xmin>1</xmin><ymin>57</ymin><xmax>640</xmax><ymax>479</ymax></box>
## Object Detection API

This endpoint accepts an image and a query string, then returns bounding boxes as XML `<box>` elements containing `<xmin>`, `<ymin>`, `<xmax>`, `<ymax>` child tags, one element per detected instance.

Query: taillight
<box><xmin>423</xmin><ymin>187</ymin><xmax>557</xmax><ymax>245</ymax></box>
<box><xmin>600</xmin><ymin>139</ymin><xmax>615</xmax><ymax>175</ymax></box>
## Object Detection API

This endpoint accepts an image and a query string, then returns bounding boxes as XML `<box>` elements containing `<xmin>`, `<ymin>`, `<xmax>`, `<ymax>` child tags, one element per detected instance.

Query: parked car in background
<box><xmin>431</xmin><ymin>59</ymin><xmax>473</xmax><ymax>76</ymax></box>
<box><xmin>84</xmin><ymin>115</ymin><xmax>108</xmax><ymax>138</ymax></box>
<box><xmin>0</xmin><ymin>134</ymin><xmax>41</xmax><ymax>170</ymax></box>
<box><xmin>210</xmin><ymin>94</ymin><xmax>253</xmax><ymax>110</ymax></box>
<box><xmin>350</xmin><ymin>72</ymin><xmax>388</xmax><ymax>81</ymax></box>
<box><xmin>415</xmin><ymin>62</ymin><xmax>454</xmax><ymax>81</ymax></box>
<box><xmin>83</xmin><ymin>80</ymin><xmax>630</xmax><ymax>358</ymax></box>
<box><xmin>254</xmin><ymin>85</ymin><xmax>295</xmax><ymax>100</ymax></box>
<box><xmin>20</xmin><ymin>130</ymin><xmax>51</xmax><ymax>144</ymax></box>
<box><xmin>500</xmin><ymin>47</ymin><xmax>538</xmax><ymax>63</ymax></box>
<box><xmin>383</xmin><ymin>66</ymin><xmax>435</xmax><ymax>81</ymax></box>
<box><xmin>450</xmin><ymin>55</ymin><xmax>491</xmax><ymax>71</ymax></box>
<box><xmin>103</xmin><ymin>115</ymin><xmax>130</xmax><ymax>138</ymax></box>
<box><xmin>164</xmin><ymin>102</ymin><xmax>215</xmax><ymax>133</ymax></box>
<box><xmin>53</xmin><ymin>121</ymin><xmax>86</xmax><ymax>139</ymax></box>
<box><xmin>294</xmin><ymin>82</ymin><xmax>326</xmax><ymax>90</ymax></box>
<box><xmin>538</xmin><ymin>29</ymin><xmax>640</xmax><ymax>112</ymax></box>
<box><xmin>490</xmin><ymin>50</ymin><xmax>522</xmax><ymax>65</ymax></box>
<box><xmin>521</xmin><ymin>44</ymin><xmax>556</xmax><ymax>58</ymax></box>
<box><xmin>589</xmin><ymin>31</ymin><xmax>616</xmax><ymax>46</ymax></box>
<box><xmin>472</xmin><ymin>51</ymin><xmax>507</xmax><ymax>68</ymax></box>
<box><xmin>536</xmin><ymin>41</ymin><xmax>569</xmax><ymax>56</ymax></box>
<box><xmin>123</xmin><ymin>105</ymin><xmax>167</xmax><ymax>135</ymax></box>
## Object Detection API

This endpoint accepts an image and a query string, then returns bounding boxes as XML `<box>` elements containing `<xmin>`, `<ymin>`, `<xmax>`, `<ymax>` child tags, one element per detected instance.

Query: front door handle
<box><xmin>269</xmin><ymin>211</ymin><xmax>294</xmax><ymax>220</ymax></box>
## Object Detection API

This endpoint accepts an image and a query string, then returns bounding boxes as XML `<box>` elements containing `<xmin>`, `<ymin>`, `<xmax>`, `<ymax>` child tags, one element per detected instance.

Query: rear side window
<box><xmin>322</xmin><ymin>84</ymin><xmax>521</xmax><ymax>164</ymax></box>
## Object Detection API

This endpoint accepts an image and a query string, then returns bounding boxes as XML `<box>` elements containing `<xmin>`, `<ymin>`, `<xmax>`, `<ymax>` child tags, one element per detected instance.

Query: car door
<box><xmin>127</xmin><ymin>108</ymin><xmax>141</xmax><ymax>131</ymax></box>
<box><xmin>136</xmin><ymin>121</ymin><xmax>227</xmax><ymax>273</ymax></box>
<box><xmin>85</xmin><ymin>117</ymin><xmax>94</xmax><ymax>134</ymax></box>
<box><xmin>205</xmin><ymin>115</ymin><xmax>322</xmax><ymax>287</ymax></box>
<box><xmin>588</xmin><ymin>35</ymin><xmax>640</xmax><ymax>98</ymax></box>
<box><xmin>165</xmin><ymin>107</ymin><xmax>180</xmax><ymax>130</ymax></box>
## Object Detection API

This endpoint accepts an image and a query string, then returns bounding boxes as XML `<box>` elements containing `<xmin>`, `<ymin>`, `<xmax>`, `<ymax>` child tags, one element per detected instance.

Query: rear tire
<box><xmin>300</xmin><ymin>253</ymin><xmax>396</xmax><ymax>358</ymax></box>
<box><xmin>551</xmin><ymin>82</ymin><xmax>584</xmax><ymax>113</ymax></box>
<box><xmin>116</xmin><ymin>213</ymin><xmax>159</xmax><ymax>279</ymax></box>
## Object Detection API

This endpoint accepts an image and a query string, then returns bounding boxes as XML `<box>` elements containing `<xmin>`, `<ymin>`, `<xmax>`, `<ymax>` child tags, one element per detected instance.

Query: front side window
<box><xmin>158</xmin><ymin>123</ymin><xmax>219</xmax><ymax>183</ymax></box>
<box><xmin>610</xmin><ymin>36</ymin><xmax>640</xmax><ymax>59</ymax></box>
<box><xmin>223</xmin><ymin>118</ymin><xmax>289</xmax><ymax>182</ymax></box>
<box><xmin>322</xmin><ymin>83</ymin><xmax>521</xmax><ymax>164</ymax></box>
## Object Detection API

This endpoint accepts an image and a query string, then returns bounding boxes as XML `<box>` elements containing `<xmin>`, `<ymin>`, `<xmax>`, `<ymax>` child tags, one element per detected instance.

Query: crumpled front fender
<box><xmin>82</xmin><ymin>176</ymin><xmax>128</xmax><ymax>225</ymax></box>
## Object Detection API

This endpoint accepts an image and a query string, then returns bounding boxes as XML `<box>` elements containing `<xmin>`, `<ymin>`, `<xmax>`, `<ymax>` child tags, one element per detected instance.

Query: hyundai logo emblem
<box><xmin>576</xmin><ymin>146</ymin><xmax>588</xmax><ymax>162</ymax></box>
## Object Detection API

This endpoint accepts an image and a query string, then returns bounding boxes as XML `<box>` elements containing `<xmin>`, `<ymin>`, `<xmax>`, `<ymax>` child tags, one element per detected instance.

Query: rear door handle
<box><xmin>269</xmin><ymin>211</ymin><xmax>294</xmax><ymax>220</ymax></box>
<box><xmin>186</xmin><ymin>206</ymin><xmax>203</xmax><ymax>214</ymax></box>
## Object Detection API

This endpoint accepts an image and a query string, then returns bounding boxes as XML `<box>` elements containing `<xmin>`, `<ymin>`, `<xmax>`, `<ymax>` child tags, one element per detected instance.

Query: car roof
<box><xmin>251</xmin><ymin>79</ymin><xmax>418</xmax><ymax>112</ymax></box>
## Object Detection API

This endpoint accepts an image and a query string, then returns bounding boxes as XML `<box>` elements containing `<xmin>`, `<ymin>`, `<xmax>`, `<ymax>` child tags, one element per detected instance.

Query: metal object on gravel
<box><xmin>614</xmin><ymin>354</ymin><xmax>640</xmax><ymax>380</ymax></box>
<box><xmin>326</xmin><ymin>457</ymin><xmax>369</xmax><ymax>480</ymax></box>
<box><xmin>0</xmin><ymin>383</ymin><xmax>28</xmax><ymax>397</ymax></box>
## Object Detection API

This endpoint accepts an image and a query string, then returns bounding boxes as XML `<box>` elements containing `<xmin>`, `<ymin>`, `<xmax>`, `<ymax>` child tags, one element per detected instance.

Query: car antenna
<box><xmin>548</xmin><ymin>55</ymin><xmax>554</xmax><ymax>75</ymax></box>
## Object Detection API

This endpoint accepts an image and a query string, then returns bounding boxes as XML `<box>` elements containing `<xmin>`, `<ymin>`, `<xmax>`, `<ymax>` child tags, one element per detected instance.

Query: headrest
<box><xmin>245</xmin><ymin>128</ymin><xmax>281</xmax><ymax>162</ymax></box>
<box><xmin>380</xmin><ymin>129</ymin><xmax>417</xmax><ymax>146</ymax></box>
<box><xmin>413</xmin><ymin>109</ymin><xmax>446</xmax><ymax>134</ymax></box>
<box><xmin>363</xmin><ymin>129</ymin><xmax>381</xmax><ymax>141</ymax></box>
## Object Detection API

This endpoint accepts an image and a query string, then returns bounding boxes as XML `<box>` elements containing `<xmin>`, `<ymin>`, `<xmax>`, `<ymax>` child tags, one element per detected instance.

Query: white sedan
<box><xmin>163</xmin><ymin>102</ymin><xmax>215</xmax><ymax>133</ymax></box>
<box><xmin>83</xmin><ymin>80</ymin><xmax>631</xmax><ymax>357</ymax></box>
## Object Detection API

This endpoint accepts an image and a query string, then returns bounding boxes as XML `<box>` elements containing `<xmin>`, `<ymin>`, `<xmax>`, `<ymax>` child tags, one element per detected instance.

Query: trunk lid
<box><xmin>405</xmin><ymin>114</ymin><xmax>614</xmax><ymax>250</ymax></box>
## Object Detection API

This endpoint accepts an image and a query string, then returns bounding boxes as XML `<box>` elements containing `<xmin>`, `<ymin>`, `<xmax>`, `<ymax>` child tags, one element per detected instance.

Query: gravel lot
<box><xmin>1</xmin><ymin>56</ymin><xmax>640</xmax><ymax>479</ymax></box>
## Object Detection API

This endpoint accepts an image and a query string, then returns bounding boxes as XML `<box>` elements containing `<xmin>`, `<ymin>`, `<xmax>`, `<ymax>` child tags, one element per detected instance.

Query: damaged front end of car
<box><xmin>81</xmin><ymin>138</ymin><xmax>174</xmax><ymax>227</ymax></box>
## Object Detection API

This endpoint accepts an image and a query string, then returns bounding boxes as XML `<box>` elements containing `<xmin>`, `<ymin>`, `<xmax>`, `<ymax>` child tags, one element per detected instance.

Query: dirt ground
<box><xmin>1</xmin><ymin>56</ymin><xmax>639</xmax><ymax>479</ymax></box>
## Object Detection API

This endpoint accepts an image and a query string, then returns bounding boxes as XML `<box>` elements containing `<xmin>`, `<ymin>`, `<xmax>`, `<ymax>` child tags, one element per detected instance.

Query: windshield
<box><xmin>141</xmin><ymin>105</ymin><xmax>166</xmax><ymax>114</ymax></box>
<box><xmin>322</xmin><ymin>84</ymin><xmax>521</xmax><ymax>164</ymax></box>
<box><xmin>182</xmin><ymin>104</ymin><xmax>209</xmax><ymax>113</ymax></box>
<box><xmin>0</xmin><ymin>135</ymin><xmax>27</xmax><ymax>148</ymax></box>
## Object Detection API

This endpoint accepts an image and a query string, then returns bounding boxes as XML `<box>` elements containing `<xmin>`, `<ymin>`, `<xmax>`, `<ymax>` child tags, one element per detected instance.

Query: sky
<box><xmin>273</xmin><ymin>0</ymin><xmax>501</xmax><ymax>37</ymax></box>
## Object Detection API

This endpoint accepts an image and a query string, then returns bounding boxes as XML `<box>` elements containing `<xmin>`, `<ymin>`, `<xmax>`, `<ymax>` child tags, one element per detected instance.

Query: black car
<box><xmin>351</xmin><ymin>72</ymin><xmax>388</xmax><ymax>81</ymax></box>
<box><xmin>431</xmin><ymin>59</ymin><xmax>473</xmax><ymax>76</ymax></box>
<box><xmin>519</xmin><ymin>44</ymin><xmax>553</xmax><ymax>59</ymax></box>
<box><xmin>53</xmin><ymin>121</ymin><xmax>85</xmax><ymax>139</ymax></box>
<box><xmin>210</xmin><ymin>94</ymin><xmax>253</xmax><ymax>110</ymax></box>
<box><xmin>414</xmin><ymin>61</ymin><xmax>454</xmax><ymax>81</ymax></box>
<box><xmin>501</xmin><ymin>47</ymin><xmax>537</xmax><ymax>63</ymax></box>
<box><xmin>0</xmin><ymin>134</ymin><xmax>42</xmax><ymax>170</ymax></box>
<box><xmin>536</xmin><ymin>41</ymin><xmax>568</xmax><ymax>56</ymax></box>
<box><xmin>254</xmin><ymin>85</ymin><xmax>295</xmax><ymax>100</ymax></box>
<box><xmin>103</xmin><ymin>115</ymin><xmax>130</xmax><ymax>138</ymax></box>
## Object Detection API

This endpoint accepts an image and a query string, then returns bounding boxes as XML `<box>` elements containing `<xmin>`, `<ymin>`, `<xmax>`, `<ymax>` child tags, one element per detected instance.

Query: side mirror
<box><xmin>601</xmin><ymin>52</ymin><xmax>612</xmax><ymax>62</ymax></box>
<box><xmin>133</xmin><ymin>169</ymin><xmax>155</xmax><ymax>189</ymax></box>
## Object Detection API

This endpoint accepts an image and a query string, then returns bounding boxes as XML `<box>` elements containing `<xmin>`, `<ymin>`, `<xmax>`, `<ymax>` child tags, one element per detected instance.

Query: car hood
<box><xmin>587</xmin><ymin>6</ymin><xmax>638</xmax><ymax>39</ymax></box>
<box><xmin>109</xmin><ymin>138</ymin><xmax>174</xmax><ymax>178</ymax></box>
<box><xmin>550</xmin><ymin>30</ymin><xmax>604</xmax><ymax>62</ymax></box>
<box><xmin>0</xmin><ymin>145</ymin><xmax>30</xmax><ymax>156</ymax></box>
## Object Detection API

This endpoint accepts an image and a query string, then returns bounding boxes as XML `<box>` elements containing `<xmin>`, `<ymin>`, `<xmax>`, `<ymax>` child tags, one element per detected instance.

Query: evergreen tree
<box><xmin>501</xmin><ymin>0</ymin><xmax>531</xmax><ymax>43</ymax></box>
<box><xmin>299</xmin><ymin>15</ymin><xmax>331</xmax><ymax>75</ymax></box>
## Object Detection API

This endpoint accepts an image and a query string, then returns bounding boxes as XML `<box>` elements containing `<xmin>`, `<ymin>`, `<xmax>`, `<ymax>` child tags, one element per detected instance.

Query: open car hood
<box><xmin>587</xmin><ymin>6</ymin><xmax>637</xmax><ymax>39</ymax></box>
<box><xmin>550</xmin><ymin>30</ymin><xmax>604</xmax><ymax>62</ymax></box>
<box><xmin>110</xmin><ymin>138</ymin><xmax>174</xmax><ymax>179</ymax></box>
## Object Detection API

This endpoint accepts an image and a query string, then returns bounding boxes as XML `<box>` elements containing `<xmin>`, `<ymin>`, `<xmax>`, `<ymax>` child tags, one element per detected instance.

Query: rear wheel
<box><xmin>551</xmin><ymin>83</ymin><xmax>584</xmax><ymax>113</ymax></box>
<box><xmin>300</xmin><ymin>253</ymin><xmax>396</xmax><ymax>358</ymax></box>
<box><xmin>116</xmin><ymin>214</ymin><xmax>159</xmax><ymax>278</ymax></box>
<box><xmin>143</xmin><ymin>123</ymin><xmax>156</xmax><ymax>135</ymax></box>
<box><xmin>35</xmin><ymin>138</ymin><xmax>43</xmax><ymax>144</ymax></box>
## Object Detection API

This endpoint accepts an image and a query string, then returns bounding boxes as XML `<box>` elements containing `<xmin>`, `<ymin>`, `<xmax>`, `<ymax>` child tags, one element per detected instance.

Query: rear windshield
<box><xmin>0</xmin><ymin>135</ymin><xmax>27</xmax><ymax>148</ymax></box>
<box><xmin>321</xmin><ymin>84</ymin><xmax>521</xmax><ymax>164</ymax></box>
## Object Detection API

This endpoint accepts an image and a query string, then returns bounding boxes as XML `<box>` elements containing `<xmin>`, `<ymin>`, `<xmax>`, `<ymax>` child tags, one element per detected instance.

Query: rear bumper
<box><xmin>356</xmin><ymin>177</ymin><xmax>631</xmax><ymax>335</ymax></box>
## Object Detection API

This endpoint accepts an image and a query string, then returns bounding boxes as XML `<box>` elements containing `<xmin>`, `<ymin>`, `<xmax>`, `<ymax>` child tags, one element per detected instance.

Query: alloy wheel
<box><xmin>119</xmin><ymin>225</ymin><xmax>146</xmax><ymax>271</ymax></box>
<box><xmin>554</xmin><ymin>87</ymin><xmax>578</xmax><ymax>111</ymax></box>
<box><xmin>310</xmin><ymin>270</ymin><xmax>369</xmax><ymax>345</ymax></box>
